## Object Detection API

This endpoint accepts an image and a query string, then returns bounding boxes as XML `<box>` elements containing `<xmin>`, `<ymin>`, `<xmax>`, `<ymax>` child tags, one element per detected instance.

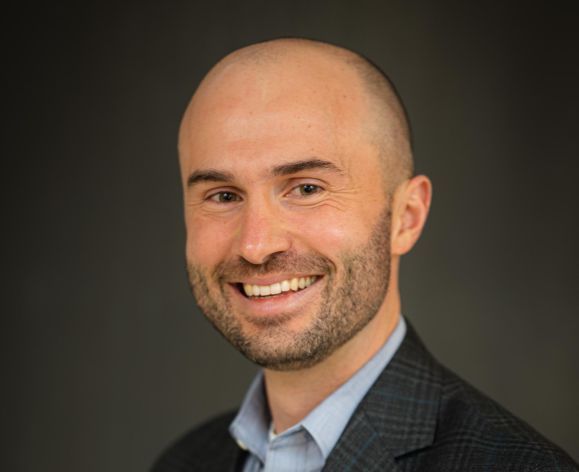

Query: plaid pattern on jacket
<box><xmin>152</xmin><ymin>323</ymin><xmax>578</xmax><ymax>472</ymax></box>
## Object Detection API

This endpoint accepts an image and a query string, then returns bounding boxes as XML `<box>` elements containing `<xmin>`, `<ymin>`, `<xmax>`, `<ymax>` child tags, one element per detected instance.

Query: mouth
<box><xmin>234</xmin><ymin>276</ymin><xmax>320</xmax><ymax>299</ymax></box>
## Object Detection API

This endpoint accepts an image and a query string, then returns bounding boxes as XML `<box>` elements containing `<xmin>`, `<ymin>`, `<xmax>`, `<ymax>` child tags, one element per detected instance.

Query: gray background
<box><xmin>4</xmin><ymin>1</ymin><xmax>578</xmax><ymax>471</ymax></box>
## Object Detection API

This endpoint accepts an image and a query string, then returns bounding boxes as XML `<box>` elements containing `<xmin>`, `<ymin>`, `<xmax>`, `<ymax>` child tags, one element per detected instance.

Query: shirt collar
<box><xmin>229</xmin><ymin>316</ymin><xmax>407</xmax><ymax>462</ymax></box>
<box><xmin>300</xmin><ymin>316</ymin><xmax>406</xmax><ymax>458</ymax></box>
<box><xmin>229</xmin><ymin>371</ymin><xmax>270</xmax><ymax>460</ymax></box>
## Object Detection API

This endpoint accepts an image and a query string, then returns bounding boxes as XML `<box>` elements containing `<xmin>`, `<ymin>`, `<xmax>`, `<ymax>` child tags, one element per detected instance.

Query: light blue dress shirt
<box><xmin>229</xmin><ymin>316</ymin><xmax>407</xmax><ymax>472</ymax></box>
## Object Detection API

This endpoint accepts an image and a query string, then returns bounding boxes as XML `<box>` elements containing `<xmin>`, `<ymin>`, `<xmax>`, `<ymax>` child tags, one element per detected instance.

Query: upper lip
<box><xmin>228</xmin><ymin>274</ymin><xmax>322</xmax><ymax>285</ymax></box>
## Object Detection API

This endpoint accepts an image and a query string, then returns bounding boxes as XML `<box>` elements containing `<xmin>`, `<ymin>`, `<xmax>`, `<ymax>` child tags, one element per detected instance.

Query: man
<box><xmin>153</xmin><ymin>38</ymin><xmax>577</xmax><ymax>471</ymax></box>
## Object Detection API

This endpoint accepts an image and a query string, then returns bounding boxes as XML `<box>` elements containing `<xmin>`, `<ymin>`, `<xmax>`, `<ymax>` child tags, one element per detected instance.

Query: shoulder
<box><xmin>423</xmin><ymin>364</ymin><xmax>578</xmax><ymax>471</ymax></box>
<box><xmin>151</xmin><ymin>410</ymin><xmax>241</xmax><ymax>472</ymax></box>
<box><xmin>370</xmin><ymin>323</ymin><xmax>579</xmax><ymax>471</ymax></box>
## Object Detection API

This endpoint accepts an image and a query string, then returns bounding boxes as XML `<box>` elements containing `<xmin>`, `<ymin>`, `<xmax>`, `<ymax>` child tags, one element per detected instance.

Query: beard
<box><xmin>187</xmin><ymin>207</ymin><xmax>392</xmax><ymax>371</ymax></box>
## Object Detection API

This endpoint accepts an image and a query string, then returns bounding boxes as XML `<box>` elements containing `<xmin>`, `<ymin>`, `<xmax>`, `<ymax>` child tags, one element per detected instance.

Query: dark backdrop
<box><xmin>4</xmin><ymin>1</ymin><xmax>578</xmax><ymax>471</ymax></box>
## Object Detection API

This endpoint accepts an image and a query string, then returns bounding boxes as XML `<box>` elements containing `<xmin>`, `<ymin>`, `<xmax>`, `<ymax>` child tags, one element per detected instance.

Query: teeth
<box><xmin>259</xmin><ymin>285</ymin><xmax>271</xmax><ymax>296</ymax></box>
<box><xmin>270</xmin><ymin>283</ymin><xmax>281</xmax><ymax>295</ymax></box>
<box><xmin>290</xmin><ymin>278</ymin><xmax>299</xmax><ymax>291</ymax></box>
<box><xmin>242</xmin><ymin>276</ymin><xmax>317</xmax><ymax>298</ymax></box>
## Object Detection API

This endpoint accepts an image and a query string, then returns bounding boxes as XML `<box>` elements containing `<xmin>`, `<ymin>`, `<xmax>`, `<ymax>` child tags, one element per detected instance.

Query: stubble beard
<box><xmin>186</xmin><ymin>208</ymin><xmax>392</xmax><ymax>371</ymax></box>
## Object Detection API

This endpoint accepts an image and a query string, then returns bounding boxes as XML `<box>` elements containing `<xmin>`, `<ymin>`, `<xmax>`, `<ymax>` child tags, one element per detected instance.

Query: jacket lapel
<box><xmin>323</xmin><ymin>323</ymin><xmax>441</xmax><ymax>471</ymax></box>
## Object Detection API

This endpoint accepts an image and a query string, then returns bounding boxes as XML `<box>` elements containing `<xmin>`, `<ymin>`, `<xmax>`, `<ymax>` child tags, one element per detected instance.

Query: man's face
<box><xmin>180</xmin><ymin>58</ymin><xmax>396</xmax><ymax>370</ymax></box>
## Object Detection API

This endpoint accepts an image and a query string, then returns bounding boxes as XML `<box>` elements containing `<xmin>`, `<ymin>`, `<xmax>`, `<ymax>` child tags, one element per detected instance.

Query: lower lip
<box><xmin>228</xmin><ymin>278</ymin><xmax>323</xmax><ymax>318</ymax></box>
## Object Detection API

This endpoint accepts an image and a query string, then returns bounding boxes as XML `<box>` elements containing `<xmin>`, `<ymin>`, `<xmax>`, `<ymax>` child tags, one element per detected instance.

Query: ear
<box><xmin>390</xmin><ymin>175</ymin><xmax>432</xmax><ymax>256</ymax></box>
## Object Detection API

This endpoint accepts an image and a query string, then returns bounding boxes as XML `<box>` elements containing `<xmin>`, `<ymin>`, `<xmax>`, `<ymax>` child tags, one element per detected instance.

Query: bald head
<box><xmin>180</xmin><ymin>38</ymin><xmax>413</xmax><ymax>191</ymax></box>
<box><xmin>179</xmin><ymin>40</ymin><xmax>432</xmax><ymax>372</ymax></box>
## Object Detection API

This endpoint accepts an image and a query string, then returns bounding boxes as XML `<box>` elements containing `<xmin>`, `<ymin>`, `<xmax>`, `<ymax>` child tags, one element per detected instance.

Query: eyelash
<box><xmin>206</xmin><ymin>183</ymin><xmax>324</xmax><ymax>204</ymax></box>
<box><xmin>288</xmin><ymin>183</ymin><xmax>323</xmax><ymax>197</ymax></box>
<box><xmin>208</xmin><ymin>191</ymin><xmax>241</xmax><ymax>203</ymax></box>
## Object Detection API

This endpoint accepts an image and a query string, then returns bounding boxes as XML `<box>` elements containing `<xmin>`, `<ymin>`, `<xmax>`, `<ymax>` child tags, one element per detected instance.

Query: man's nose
<box><xmin>235</xmin><ymin>201</ymin><xmax>291</xmax><ymax>265</ymax></box>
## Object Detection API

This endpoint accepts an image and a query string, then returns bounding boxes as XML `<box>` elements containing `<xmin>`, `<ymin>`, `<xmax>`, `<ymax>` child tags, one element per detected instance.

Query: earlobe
<box><xmin>391</xmin><ymin>175</ymin><xmax>432</xmax><ymax>256</ymax></box>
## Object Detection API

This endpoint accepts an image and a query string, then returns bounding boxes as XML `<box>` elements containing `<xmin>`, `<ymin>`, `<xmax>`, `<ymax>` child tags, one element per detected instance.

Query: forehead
<box><xmin>179</xmin><ymin>57</ymin><xmax>377</xmax><ymax>179</ymax></box>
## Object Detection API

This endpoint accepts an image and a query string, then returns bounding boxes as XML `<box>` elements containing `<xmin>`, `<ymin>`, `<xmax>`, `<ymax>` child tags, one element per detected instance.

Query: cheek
<box><xmin>185</xmin><ymin>215</ymin><xmax>235</xmax><ymax>266</ymax></box>
<box><xmin>287</xmin><ymin>207</ymin><xmax>368</xmax><ymax>256</ymax></box>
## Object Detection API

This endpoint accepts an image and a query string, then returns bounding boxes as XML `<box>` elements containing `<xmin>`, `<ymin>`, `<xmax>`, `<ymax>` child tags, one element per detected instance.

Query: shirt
<box><xmin>229</xmin><ymin>316</ymin><xmax>407</xmax><ymax>472</ymax></box>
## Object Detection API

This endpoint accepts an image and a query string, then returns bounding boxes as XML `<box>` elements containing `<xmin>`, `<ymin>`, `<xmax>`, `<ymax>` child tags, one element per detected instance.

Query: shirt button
<box><xmin>235</xmin><ymin>438</ymin><xmax>248</xmax><ymax>451</ymax></box>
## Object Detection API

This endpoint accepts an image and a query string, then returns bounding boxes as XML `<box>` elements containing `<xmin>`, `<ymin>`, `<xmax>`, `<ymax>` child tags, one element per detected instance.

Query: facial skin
<box><xmin>186</xmin><ymin>205</ymin><xmax>391</xmax><ymax>370</ymax></box>
<box><xmin>179</xmin><ymin>40</ymin><xmax>431</xmax><ymax>374</ymax></box>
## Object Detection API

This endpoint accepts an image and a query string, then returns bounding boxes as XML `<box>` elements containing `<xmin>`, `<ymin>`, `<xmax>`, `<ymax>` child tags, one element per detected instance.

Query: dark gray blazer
<box><xmin>152</xmin><ymin>324</ymin><xmax>578</xmax><ymax>471</ymax></box>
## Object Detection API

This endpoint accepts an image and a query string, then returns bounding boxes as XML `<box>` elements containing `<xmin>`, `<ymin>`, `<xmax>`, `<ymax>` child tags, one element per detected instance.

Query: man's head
<box><xmin>179</xmin><ymin>39</ymin><xmax>431</xmax><ymax>371</ymax></box>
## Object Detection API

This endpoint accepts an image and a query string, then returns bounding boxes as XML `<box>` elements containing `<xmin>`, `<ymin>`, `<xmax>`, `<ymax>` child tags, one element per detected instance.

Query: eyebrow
<box><xmin>271</xmin><ymin>159</ymin><xmax>344</xmax><ymax>176</ymax></box>
<box><xmin>187</xmin><ymin>169</ymin><xmax>235</xmax><ymax>187</ymax></box>
<box><xmin>186</xmin><ymin>158</ymin><xmax>343</xmax><ymax>188</ymax></box>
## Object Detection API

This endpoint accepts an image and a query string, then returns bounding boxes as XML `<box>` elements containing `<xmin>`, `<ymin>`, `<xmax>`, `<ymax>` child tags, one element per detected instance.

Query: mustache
<box><xmin>214</xmin><ymin>251</ymin><xmax>332</xmax><ymax>281</ymax></box>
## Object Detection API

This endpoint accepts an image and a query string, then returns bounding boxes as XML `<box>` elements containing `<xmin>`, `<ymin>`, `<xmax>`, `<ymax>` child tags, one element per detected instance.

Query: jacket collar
<box><xmin>323</xmin><ymin>322</ymin><xmax>441</xmax><ymax>471</ymax></box>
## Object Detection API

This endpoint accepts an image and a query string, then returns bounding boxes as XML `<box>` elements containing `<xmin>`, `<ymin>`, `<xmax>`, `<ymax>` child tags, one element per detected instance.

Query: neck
<box><xmin>263</xmin><ymin>288</ymin><xmax>400</xmax><ymax>433</ymax></box>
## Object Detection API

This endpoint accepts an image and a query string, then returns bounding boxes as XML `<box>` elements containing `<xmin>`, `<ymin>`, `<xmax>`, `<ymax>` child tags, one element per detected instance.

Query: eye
<box><xmin>208</xmin><ymin>191</ymin><xmax>242</xmax><ymax>203</ymax></box>
<box><xmin>291</xmin><ymin>183</ymin><xmax>323</xmax><ymax>197</ymax></box>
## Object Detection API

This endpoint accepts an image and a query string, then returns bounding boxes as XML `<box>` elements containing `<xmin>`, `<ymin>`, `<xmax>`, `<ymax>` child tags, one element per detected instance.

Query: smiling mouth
<box><xmin>236</xmin><ymin>276</ymin><xmax>319</xmax><ymax>299</ymax></box>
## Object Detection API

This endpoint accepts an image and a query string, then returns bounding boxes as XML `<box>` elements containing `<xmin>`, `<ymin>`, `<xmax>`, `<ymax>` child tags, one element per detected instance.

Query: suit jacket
<box><xmin>152</xmin><ymin>324</ymin><xmax>578</xmax><ymax>471</ymax></box>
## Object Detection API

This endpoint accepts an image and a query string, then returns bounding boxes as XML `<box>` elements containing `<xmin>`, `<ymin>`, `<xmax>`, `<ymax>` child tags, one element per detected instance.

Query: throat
<box><xmin>263</xmin><ymin>360</ymin><xmax>347</xmax><ymax>433</ymax></box>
